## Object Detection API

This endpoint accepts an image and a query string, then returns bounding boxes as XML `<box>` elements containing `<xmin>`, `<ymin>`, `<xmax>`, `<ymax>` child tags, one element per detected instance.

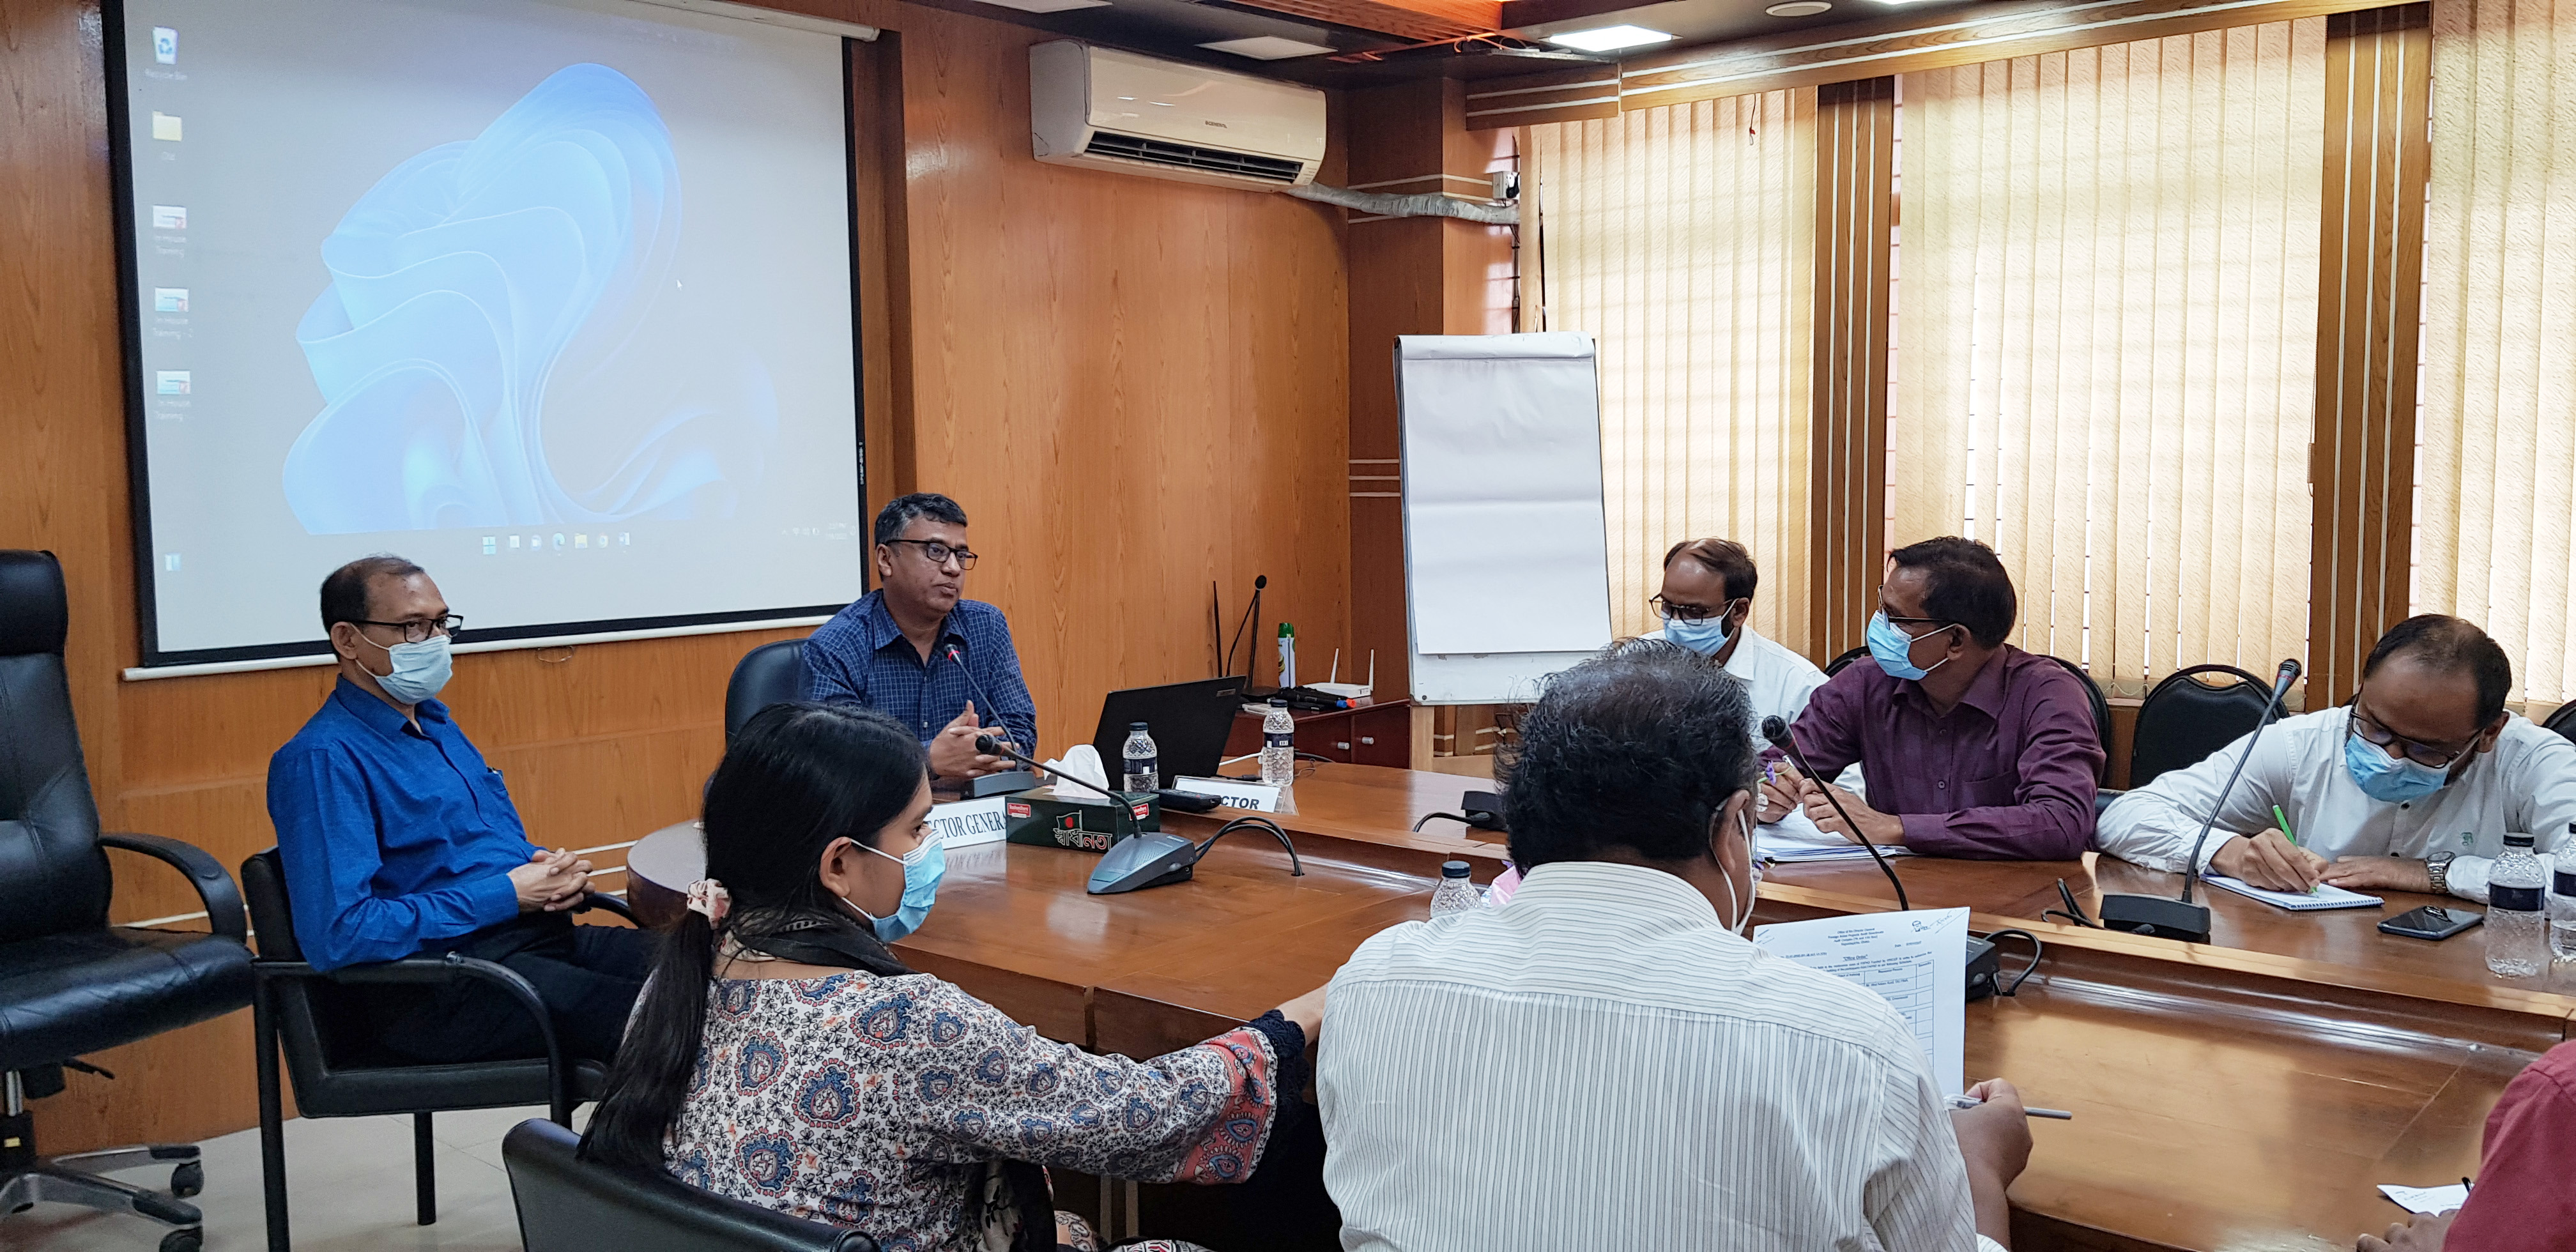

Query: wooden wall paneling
<box><xmin>880</xmin><ymin>1</ymin><xmax>1351</xmax><ymax>756</ymax></box>
<box><xmin>1808</xmin><ymin>77</ymin><xmax>1896</xmax><ymax>665</ymax></box>
<box><xmin>850</xmin><ymin>31</ymin><xmax>914</xmax><ymax>514</ymax></box>
<box><xmin>2308</xmin><ymin>4</ymin><xmax>2431</xmax><ymax>704</ymax></box>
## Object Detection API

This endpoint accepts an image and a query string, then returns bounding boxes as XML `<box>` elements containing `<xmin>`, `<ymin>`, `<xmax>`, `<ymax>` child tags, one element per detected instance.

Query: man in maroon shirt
<box><xmin>2356</xmin><ymin>1039</ymin><xmax>2576</xmax><ymax>1250</ymax></box>
<box><xmin>1758</xmin><ymin>537</ymin><xmax>2103</xmax><ymax>860</ymax></box>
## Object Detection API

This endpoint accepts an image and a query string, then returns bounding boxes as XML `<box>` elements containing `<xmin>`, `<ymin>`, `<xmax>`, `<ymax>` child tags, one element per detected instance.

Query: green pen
<box><xmin>2273</xmin><ymin>804</ymin><xmax>2316</xmax><ymax>894</ymax></box>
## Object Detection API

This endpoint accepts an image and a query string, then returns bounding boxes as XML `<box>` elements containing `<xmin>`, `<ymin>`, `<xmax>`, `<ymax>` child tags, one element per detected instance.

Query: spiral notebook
<box><xmin>2202</xmin><ymin>874</ymin><xmax>2384</xmax><ymax>912</ymax></box>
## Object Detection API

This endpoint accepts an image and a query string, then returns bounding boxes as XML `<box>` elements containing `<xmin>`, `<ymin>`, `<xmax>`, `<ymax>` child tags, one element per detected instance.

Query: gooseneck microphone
<box><xmin>1223</xmin><ymin>574</ymin><xmax>1268</xmax><ymax>681</ymax></box>
<box><xmin>2097</xmin><ymin>657</ymin><xmax>2302</xmax><ymax>942</ymax></box>
<box><xmin>1761</xmin><ymin>715</ymin><xmax>1910</xmax><ymax>912</ymax></box>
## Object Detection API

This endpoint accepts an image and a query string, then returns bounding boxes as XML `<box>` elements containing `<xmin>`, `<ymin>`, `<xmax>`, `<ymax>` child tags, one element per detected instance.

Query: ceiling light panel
<box><xmin>1200</xmin><ymin>35</ymin><xmax>1337</xmax><ymax>59</ymax></box>
<box><xmin>1543</xmin><ymin>24</ymin><xmax>1675</xmax><ymax>52</ymax></box>
<box><xmin>969</xmin><ymin>0</ymin><xmax>1109</xmax><ymax>13</ymax></box>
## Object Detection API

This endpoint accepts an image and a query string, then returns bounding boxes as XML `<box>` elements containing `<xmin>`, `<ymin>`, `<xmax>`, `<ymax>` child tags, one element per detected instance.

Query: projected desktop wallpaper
<box><xmin>285</xmin><ymin>65</ymin><xmax>774</xmax><ymax>535</ymax></box>
<box><xmin>120</xmin><ymin>0</ymin><xmax>862</xmax><ymax>659</ymax></box>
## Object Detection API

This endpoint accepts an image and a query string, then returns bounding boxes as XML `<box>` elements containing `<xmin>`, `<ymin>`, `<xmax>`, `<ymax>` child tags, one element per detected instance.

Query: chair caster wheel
<box><xmin>158</xmin><ymin>1228</ymin><xmax>203</xmax><ymax>1252</ymax></box>
<box><xmin>170</xmin><ymin>1160</ymin><xmax>204</xmax><ymax>1198</ymax></box>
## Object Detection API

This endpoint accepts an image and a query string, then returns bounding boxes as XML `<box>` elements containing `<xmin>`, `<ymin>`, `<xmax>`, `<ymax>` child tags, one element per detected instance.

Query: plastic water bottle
<box><xmin>2487</xmin><ymin>831</ymin><xmax>2548</xmax><ymax>977</ymax></box>
<box><xmin>1121</xmin><ymin>722</ymin><xmax>1158</xmax><ymax>795</ymax></box>
<box><xmin>1430</xmin><ymin>860</ymin><xmax>1481</xmax><ymax>916</ymax></box>
<box><xmin>2549</xmin><ymin>823</ymin><xmax>2576</xmax><ymax>960</ymax></box>
<box><xmin>1259</xmin><ymin>698</ymin><xmax>1296</xmax><ymax>787</ymax></box>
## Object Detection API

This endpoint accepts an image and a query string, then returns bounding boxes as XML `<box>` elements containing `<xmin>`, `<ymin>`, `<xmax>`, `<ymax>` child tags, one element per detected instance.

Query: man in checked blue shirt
<box><xmin>804</xmin><ymin>493</ymin><xmax>1039</xmax><ymax>790</ymax></box>
<box><xmin>266</xmin><ymin>556</ymin><xmax>654</xmax><ymax>1065</ymax></box>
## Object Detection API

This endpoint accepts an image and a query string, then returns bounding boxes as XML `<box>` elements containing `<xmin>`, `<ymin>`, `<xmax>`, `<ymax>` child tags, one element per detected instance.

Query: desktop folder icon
<box><xmin>151</xmin><ymin>112</ymin><xmax>183</xmax><ymax>142</ymax></box>
<box><xmin>153</xmin><ymin>288</ymin><xmax>188</xmax><ymax>314</ymax></box>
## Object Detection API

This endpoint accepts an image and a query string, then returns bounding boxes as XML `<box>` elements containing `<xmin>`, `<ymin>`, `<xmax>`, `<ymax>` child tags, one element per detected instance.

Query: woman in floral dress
<box><xmin>581</xmin><ymin>702</ymin><xmax>1324</xmax><ymax>1252</ymax></box>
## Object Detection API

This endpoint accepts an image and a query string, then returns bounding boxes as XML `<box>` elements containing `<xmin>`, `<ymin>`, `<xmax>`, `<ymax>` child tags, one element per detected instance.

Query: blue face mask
<box><xmin>1866</xmin><ymin>611</ymin><xmax>1951</xmax><ymax>683</ymax></box>
<box><xmin>2343</xmin><ymin>730</ymin><xmax>2453</xmax><ymax>804</ymax></box>
<box><xmin>853</xmin><ymin>835</ymin><xmax>946</xmax><ymax>943</ymax></box>
<box><xmin>1662</xmin><ymin>602</ymin><xmax>1736</xmax><ymax>657</ymax></box>
<box><xmin>364</xmin><ymin>634</ymin><xmax>452</xmax><ymax>705</ymax></box>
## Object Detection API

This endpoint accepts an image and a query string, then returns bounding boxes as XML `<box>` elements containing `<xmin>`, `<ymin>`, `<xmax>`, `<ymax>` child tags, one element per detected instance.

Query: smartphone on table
<box><xmin>2378</xmin><ymin>905</ymin><xmax>2483</xmax><ymax>940</ymax></box>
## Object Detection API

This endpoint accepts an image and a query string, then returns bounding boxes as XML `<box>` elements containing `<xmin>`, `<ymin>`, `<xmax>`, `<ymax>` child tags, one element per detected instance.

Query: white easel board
<box><xmin>1397</xmin><ymin>333</ymin><xmax>1613</xmax><ymax>705</ymax></box>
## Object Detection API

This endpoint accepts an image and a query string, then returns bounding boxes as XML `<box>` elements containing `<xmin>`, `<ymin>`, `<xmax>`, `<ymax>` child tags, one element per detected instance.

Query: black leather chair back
<box><xmin>2131</xmin><ymin>664</ymin><xmax>2279</xmax><ymax>789</ymax></box>
<box><xmin>1823</xmin><ymin>645</ymin><xmax>1869</xmax><ymax>677</ymax></box>
<box><xmin>0</xmin><ymin>551</ymin><xmax>112</xmax><ymax>944</ymax></box>
<box><xmin>725</xmin><ymin>639</ymin><xmax>809</xmax><ymax>740</ymax></box>
<box><xmin>2041</xmin><ymin>656</ymin><xmax>2114</xmax><ymax>771</ymax></box>
<box><xmin>2543</xmin><ymin>699</ymin><xmax>2576</xmax><ymax>745</ymax></box>
<box><xmin>503</xmin><ymin>1118</ymin><xmax>877</xmax><ymax>1251</ymax></box>
<box><xmin>242</xmin><ymin>848</ymin><xmax>385</xmax><ymax>1087</ymax></box>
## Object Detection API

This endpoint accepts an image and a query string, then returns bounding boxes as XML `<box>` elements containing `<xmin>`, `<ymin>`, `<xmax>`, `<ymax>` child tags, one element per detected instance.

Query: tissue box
<box><xmin>1004</xmin><ymin>789</ymin><xmax>1161</xmax><ymax>852</ymax></box>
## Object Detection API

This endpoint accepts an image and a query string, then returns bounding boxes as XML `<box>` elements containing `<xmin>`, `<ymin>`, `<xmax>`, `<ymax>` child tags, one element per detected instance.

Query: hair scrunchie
<box><xmin>684</xmin><ymin>878</ymin><xmax>732</xmax><ymax>928</ymax></box>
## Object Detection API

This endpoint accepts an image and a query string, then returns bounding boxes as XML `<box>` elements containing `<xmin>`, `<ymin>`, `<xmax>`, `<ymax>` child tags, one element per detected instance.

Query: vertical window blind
<box><xmin>1890</xmin><ymin>23</ymin><xmax>2327</xmax><ymax>698</ymax></box>
<box><xmin>1529</xmin><ymin>91</ymin><xmax>1818</xmax><ymax>655</ymax></box>
<box><xmin>2416</xmin><ymin>0</ymin><xmax>2576</xmax><ymax>710</ymax></box>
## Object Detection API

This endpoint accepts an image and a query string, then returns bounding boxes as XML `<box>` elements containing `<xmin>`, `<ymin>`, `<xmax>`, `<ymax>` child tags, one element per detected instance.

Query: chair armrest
<box><xmin>101</xmin><ymin>832</ymin><xmax>249</xmax><ymax>942</ymax></box>
<box><xmin>255</xmin><ymin>952</ymin><xmax>577</xmax><ymax>1123</ymax></box>
<box><xmin>575</xmin><ymin>890</ymin><xmax>638</xmax><ymax>924</ymax></box>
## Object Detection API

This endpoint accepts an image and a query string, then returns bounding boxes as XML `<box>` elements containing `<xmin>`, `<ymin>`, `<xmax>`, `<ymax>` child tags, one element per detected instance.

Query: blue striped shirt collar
<box><xmin>855</xmin><ymin>590</ymin><xmax>968</xmax><ymax>655</ymax></box>
<box><xmin>328</xmin><ymin>676</ymin><xmax>451</xmax><ymax>737</ymax></box>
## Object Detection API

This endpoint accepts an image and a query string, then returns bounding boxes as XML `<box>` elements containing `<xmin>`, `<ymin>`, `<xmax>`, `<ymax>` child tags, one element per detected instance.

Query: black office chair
<box><xmin>726</xmin><ymin>639</ymin><xmax>809</xmax><ymax>740</ymax></box>
<box><xmin>2542</xmin><ymin>700</ymin><xmax>2576</xmax><ymax>745</ymax></box>
<box><xmin>2038</xmin><ymin>656</ymin><xmax>2113</xmax><ymax>782</ymax></box>
<box><xmin>241</xmin><ymin>848</ymin><xmax>634</xmax><ymax>1252</ymax></box>
<box><xmin>2129</xmin><ymin>664</ymin><xmax>2280</xmax><ymax>789</ymax></box>
<box><xmin>1823</xmin><ymin>645</ymin><xmax>1869</xmax><ymax>676</ymax></box>
<box><xmin>503</xmin><ymin>1118</ymin><xmax>878</xmax><ymax>1251</ymax></box>
<box><xmin>0</xmin><ymin>550</ymin><xmax>254</xmax><ymax>1252</ymax></box>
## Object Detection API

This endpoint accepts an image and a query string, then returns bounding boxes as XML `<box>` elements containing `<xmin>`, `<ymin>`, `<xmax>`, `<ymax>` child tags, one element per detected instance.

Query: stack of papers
<box><xmin>2377</xmin><ymin>1182</ymin><xmax>2468</xmax><ymax>1214</ymax></box>
<box><xmin>1754</xmin><ymin>812</ymin><xmax>1919</xmax><ymax>864</ymax></box>
<box><xmin>2202</xmin><ymin>874</ymin><xmax>2382</xmax><ymax>912</ymax></box>
<box><xmin>1753</xmin><ymin>907</ymin><xmax>1968</xmax><ymax>1094</ymax></box>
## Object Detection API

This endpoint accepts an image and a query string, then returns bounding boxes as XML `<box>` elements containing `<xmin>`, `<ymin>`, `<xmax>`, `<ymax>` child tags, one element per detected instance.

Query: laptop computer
<box><xmin>1089</xmin><ymin>676</ymin><xmax>1250</xmax><ymax>787</ymax></box>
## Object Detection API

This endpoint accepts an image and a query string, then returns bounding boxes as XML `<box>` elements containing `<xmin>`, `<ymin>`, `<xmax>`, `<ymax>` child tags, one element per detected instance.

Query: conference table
<box><xmin>624</xmin><ymin>763</ymin><xmax>2576</xmax><ymax>1252</ymax></box>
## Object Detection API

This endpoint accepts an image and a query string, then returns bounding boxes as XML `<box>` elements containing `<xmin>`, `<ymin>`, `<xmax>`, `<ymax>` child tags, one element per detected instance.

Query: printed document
<box><xmin>1754</xmin><ymin>906</ymin><xmax>1968</xmax><ymax>1094</ymax></box>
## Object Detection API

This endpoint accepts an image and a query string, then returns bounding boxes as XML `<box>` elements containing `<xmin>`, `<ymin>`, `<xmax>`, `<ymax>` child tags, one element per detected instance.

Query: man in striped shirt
<box><xmin>1321</xmin><ymin>642</ymin><xmax>2030</xmax><ymax>1251</ymax></box>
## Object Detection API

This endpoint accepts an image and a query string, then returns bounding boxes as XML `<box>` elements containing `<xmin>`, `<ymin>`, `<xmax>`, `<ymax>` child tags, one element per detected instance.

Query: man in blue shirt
<box><xmin>266</xmin><ymin>555</ymin><xmax>653</xmax><ymax>1064</ymax></box>
<box><xmin>805</xmin><ymin>493</ymin><xmax>1039</xmax><ymax>790</ymax></box>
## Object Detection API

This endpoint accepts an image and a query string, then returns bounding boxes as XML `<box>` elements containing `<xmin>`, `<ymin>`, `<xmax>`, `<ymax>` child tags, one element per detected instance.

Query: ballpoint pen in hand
<box><xmin>1947</xmin><ymin>1094</ymin><xmax>2074</xmax><ymax>1120</ymax></box>
<box><xmin>2272</xmin><ymin>804</ymin><xmax>2316</xmax><ymax>893</ymax></box>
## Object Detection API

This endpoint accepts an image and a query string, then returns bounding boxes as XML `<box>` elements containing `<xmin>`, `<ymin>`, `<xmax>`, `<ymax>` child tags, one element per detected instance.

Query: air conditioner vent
<box><xmin>1080</xmin><ymin>131</ymin><xmax>1305</xmax><ymax>183</ymax></box>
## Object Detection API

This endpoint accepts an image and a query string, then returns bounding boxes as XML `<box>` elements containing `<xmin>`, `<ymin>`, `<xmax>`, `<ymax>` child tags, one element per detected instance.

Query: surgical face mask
<box><xmin>2343</xmin><ymin>730</ymin><xmax>2452</xmax><ymax>804</ymax></box>
<box><xmin>360</xmin><ymin>632</ymin><xmax>452</xmax><ymax>705</ymax></box>
<box><xmin>849</xmin><ymin>834</ymin><xmax>946</xmax><ymax>943</ymax></box>
<box><xmin>1662</xmin><ymin>602</ymin><xmax>1737</xmax><ymax>657</ymax></box>
<box><xmin>1717</xmin><ymin>808</ymin><xmax>1763</xmax><ymax>936</ymax></box>
<box><xmin>1866</xmin><ymin>611</ymin><xmax>1951</xmax><ymax>683</ymax></box>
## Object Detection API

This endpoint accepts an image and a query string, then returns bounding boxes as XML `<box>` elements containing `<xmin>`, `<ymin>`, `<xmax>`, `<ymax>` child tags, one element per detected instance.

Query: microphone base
<box><xmin>965</xmin><ymin>770</ymin><xmax>1041</xmax><ymax>799</ymax></box>
<box><xmin>2097</xmin><ymin>893</ymin><xmax>2212</xmax><ymax>943</ymax></box>
<box><xmin>1964</xmin><ymin>936</ymin><xmax>2000</xmax><ymax>1001</ymax></box>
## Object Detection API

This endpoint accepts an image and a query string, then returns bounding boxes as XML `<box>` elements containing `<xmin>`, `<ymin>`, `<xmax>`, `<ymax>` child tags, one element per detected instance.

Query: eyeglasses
<box><xmin>2347</xmin><ymin>706</ymin><xmax>2476</xmax><ymax>770</ymax></box>
<box><xmin>885</xmin><ymin>538</ymin><xmax>977</xmax><ymax>570</ymax></box>
<box><xmin>1648</xmin><ymin>595</ymin><xmax>1734</xmax><ymax>622</ymax></box>
<box><xmin>352</xmin><ymin>615</ymin><xmax>464</xmax><ymax>643</ymax></box>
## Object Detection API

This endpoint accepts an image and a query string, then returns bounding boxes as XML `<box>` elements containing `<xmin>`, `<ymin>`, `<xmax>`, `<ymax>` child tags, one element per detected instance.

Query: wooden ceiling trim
<box><xmin>1472</xmin><ymin>0</ymin><xmax>2412</xmax><ymax>125</ymax></box>
<box><xmin>1224</xmin><ymin>0</ymin><xmax>1500</xmax><ymax>43</ymax></box>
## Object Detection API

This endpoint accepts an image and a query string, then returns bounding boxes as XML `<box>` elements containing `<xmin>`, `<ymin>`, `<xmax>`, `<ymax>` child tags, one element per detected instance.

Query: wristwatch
<box><xmin>2426</xmin><ymin>851</ymin><xmax>2455</xmax><ymax>896</ymax></box>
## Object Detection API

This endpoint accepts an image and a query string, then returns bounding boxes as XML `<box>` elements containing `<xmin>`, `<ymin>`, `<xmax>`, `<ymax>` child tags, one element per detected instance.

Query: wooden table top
<box><xmin>622</xmin><ymin>765</ymin><xmax>2576</xmax><ymax>1251</ymax></box>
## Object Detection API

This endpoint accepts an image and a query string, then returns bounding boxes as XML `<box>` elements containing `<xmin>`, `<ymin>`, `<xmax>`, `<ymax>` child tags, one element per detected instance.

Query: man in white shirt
<box><xmin>2097</xmin><ymin>615</ymin><xmax>2576</xmax><ymax>901</ymax></box>
<box><xmin>1321</xmin><ymin>645</ymin><xmax>2030</xmax><ymax>1251</ymax></box>
<box><xmin>1643</xmin><ymin>537</ymin><xmax>1831</xmax><ymax>730</ymax></box>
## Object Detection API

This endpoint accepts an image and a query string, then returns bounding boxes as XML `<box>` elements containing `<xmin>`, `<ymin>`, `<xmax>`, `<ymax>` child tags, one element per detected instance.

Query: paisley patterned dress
<box><xmin>666</xmin><ymin>970</ymin><xmax>1300</xmax><ymax>1252</ymax></box>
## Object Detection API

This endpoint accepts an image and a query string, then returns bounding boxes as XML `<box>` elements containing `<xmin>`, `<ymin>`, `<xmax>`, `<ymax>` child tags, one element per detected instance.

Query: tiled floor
<box><xmin>8</xmin><ymin>1104</ymin><xmax>569</xmax><ymax>1251</ymax></box>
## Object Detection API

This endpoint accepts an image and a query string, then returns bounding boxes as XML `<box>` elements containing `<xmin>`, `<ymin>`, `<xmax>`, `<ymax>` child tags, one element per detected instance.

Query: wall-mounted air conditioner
<box><xmin>1029</xmin><ymin>41</ymin><xmax>1326</xmax><ymax>192</ymax></box>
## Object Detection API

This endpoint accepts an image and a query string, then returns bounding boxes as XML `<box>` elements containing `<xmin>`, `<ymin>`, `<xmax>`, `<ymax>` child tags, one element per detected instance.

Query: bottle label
<box><xmin>2493</xmin><ymin>884</ymin><xmax>2544</xmax><ymax>912</ymax></box>
<box><xmin>1266</xmin><ymin>731</ymin><xmax>1293</xmax><ymax>751</ymax></box>
<box><xmin>1126</xmin><ymin>754</ymin><xmax>1157</xmax><ymax>781</ymax></box>
<box><xmin>2558</xmin><ymin>869</ymin><xmax>2576</xmax><ymax>897</ymax></box>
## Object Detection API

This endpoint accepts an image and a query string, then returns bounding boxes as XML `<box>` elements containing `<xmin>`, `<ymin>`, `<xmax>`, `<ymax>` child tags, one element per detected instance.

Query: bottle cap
<box><xmin>1269</xmin><ymin>696</ymin><xmax>1288</xmax><ymax>706</ymax></box>
<box><xmin>1441</xmin><ymin>860</ymin><xmax>1471</xmax><ymax>878</ymax></box>
<box><xmin>2506</xmin><ymin>831</ymin><xmax>2536</xmax><ymax>847</ymax></box>
<box><xmin>1130</xmin><ymin>721</ymin><xmax>1149</xmax><ymax>731</ymax></box>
